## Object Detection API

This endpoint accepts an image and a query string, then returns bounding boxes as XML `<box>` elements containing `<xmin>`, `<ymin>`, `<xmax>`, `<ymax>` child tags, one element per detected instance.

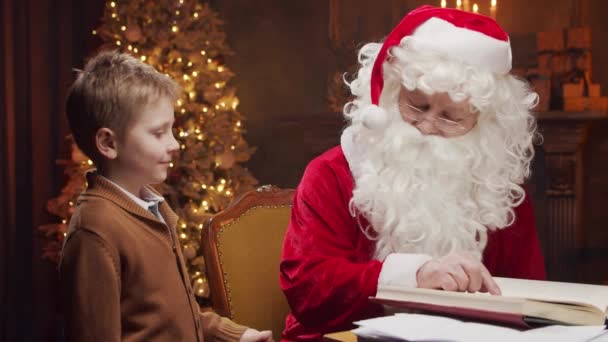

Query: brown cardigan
<box><xmin>60</xmin><ymin>172</ymin><xmax>247</xmax><ymax>341</ymax></box>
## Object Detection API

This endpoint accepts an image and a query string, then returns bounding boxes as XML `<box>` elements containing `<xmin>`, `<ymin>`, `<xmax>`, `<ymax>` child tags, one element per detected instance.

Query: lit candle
<box><xmin>456</xmin><ymin>0</ymin><xmax>462</xmax><ymax>10</ymax></box>
<box><xmin>472</xmin><ymin>3</ymin><xmax>479</xmax><ymax>13</ymax></box>
<box><xmin>490</xmin><ymin>0</ymin><xmax>497</xmax><ymax>20</ymax></box>
<box><xmin>440</xmin><ymin>0</ymin><xmax>447</xmax><ymax>8</ymax></box>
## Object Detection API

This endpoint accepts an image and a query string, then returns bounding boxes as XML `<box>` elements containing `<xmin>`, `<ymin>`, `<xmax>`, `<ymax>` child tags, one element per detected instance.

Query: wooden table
<box><xmin>323</xmin><ymin>331</ymin><xmax>358</xmax><ymax>342</ymax></box>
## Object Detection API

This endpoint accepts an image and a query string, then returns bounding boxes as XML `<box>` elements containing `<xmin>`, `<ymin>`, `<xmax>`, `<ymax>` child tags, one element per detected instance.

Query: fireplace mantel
<box><xmin>535</xmin><ymin>111</ymin><xmax>608</xmax><ymax>280</ymax></box>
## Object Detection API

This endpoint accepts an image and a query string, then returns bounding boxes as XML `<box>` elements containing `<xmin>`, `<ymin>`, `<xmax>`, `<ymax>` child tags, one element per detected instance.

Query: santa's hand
<box><xmin>239</xmin><ymin>329</ymin><xmax>274</xmax><ymax>342</ymax></box>
<box><xmin>415</xmin><ymin>252</ymin><xmax>501</xmax><ymax>295</ymax></box>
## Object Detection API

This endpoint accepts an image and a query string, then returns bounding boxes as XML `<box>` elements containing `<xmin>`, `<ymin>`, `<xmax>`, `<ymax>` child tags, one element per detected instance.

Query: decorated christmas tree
<box><xmin>40</xmin><ymin>0</ymin><xmax>257</xmax><ymax>300</ymax></box>
<box><xmin>39</xmin><ymin>137</ymin><xmax>94</xmax><ymax>262</ymax></box>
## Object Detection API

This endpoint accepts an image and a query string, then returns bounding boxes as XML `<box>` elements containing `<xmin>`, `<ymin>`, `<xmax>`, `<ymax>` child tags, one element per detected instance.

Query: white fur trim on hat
<box><xmin>411</xmin><ymin>17</ymin><xmax>512</xmax><ymax>74</ymax></box>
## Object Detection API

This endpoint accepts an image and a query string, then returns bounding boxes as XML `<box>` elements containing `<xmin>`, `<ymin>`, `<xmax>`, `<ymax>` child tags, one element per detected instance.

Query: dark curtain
<box><xmin>1</xmin><ymin>0</ymin><xmax>103</xmax><ymax>341</ymax></box>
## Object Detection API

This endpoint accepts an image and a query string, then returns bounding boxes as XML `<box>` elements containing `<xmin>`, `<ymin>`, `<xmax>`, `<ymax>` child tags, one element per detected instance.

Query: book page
<box><xmin>377</xmin><ymin>284</ymin><xmax>526</xmax><ymax>314</ymax></box>
<box><xmin>354</xmin><ymin>314</ymin><xmax>521</xmax><ymax>342</ymax></box>
<box><xmin>354</xmin><ymin>314</ymin><xmax>607</xmax><ymax>342</ymax></box>
<box><xmin>494</xmin><ymin>277</ymin><xmax>608</xmax><ymax>311</ymax></box>
<box><xmin>521</xmin><ymin>325</ymin><xmax>608</xmax><ymax>342</ymax></box>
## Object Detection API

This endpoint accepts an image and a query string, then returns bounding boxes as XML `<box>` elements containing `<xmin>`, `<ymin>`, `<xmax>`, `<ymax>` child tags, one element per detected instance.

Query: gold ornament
<box><xmin>215</xmin><ymin>151</ymin><xmax>235</xmax><ymax>169</ymax></box>
<box><xmin>124</xmin><ymin>24</ymin><xmax>142</xmax><ymax>42</ymax></box>
<box><xmin>183</xmin><ymin>243</ymin><xmax>197</xmax><ymax>259</ymax></box>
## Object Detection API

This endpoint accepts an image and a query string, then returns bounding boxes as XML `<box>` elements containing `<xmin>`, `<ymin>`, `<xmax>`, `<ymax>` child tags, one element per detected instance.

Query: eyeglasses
<box><xmin>399</xmin><ymin>100</ymin><xmax>474</xmax><ymax>136</ymax></box>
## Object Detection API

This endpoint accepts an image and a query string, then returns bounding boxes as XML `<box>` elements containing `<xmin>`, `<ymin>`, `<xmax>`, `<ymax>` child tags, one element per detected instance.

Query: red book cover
<box><xmin>370</xmin><ymin>297</ymin><xmax>531</xmax><ymax>329</ymax></box>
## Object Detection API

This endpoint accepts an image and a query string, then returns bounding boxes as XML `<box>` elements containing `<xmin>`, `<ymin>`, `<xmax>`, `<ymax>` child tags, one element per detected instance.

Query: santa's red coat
<box><xmin>279</xmin><ymin>146</ymin><xmax>546</xmax><ymax>341</ymax></box>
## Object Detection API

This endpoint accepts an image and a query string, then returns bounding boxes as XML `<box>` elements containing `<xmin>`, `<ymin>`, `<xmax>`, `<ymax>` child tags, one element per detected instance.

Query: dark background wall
<box><xmin>2</xmin><ymin>1</ymin><xmax>608</xmax><ymax>341</ymax></box>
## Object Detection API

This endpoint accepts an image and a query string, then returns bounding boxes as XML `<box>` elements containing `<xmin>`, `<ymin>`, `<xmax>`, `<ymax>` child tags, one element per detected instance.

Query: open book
<box><xmin>372</xmin><ymin>277</ymin><xmax>608</xmax><ymax>328</ymax></box>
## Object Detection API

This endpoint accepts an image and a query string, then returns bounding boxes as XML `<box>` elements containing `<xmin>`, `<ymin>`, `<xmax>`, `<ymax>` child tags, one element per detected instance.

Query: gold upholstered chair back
<box><xmin>202</xmin><ymin>185</ymin><xmax>294</xmax><ymax>340</ymax></box>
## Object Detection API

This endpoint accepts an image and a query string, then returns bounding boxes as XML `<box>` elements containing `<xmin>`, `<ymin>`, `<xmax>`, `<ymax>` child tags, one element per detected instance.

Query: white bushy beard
<box><xmin>348</xmin><ymin>109</ymin><xmax>524</xmax><ymax>261</ymax></box>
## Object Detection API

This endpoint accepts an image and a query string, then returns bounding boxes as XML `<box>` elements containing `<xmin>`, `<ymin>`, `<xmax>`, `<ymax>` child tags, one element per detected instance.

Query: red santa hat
<box><xmin>363</xmin><ymin>5</ymin><xmax>512</xmax><ymax>130</ymax></box>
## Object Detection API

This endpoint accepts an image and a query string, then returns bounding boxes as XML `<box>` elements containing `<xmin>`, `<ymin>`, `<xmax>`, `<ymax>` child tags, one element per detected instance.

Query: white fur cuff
<box><xmin>378</xmin><ymin>253</ymin><xmax>433</xmax><ymax>291</ymax></box>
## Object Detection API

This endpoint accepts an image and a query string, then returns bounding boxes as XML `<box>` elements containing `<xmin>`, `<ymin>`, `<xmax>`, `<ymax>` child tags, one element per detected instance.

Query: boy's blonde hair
<box><xmin>66</xmin><ymin>50</ymin><xmax>180</xmax><ymax>164</ymax></box>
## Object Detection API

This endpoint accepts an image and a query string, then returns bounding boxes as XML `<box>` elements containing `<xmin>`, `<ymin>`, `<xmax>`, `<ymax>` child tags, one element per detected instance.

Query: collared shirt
<box><xmin>103</xmin><ymin>176</ymin><xmax>166</xmax><ymax>223</ymax></box>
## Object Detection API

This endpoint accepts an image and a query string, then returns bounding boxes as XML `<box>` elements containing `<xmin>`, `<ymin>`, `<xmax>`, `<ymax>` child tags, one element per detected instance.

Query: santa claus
<box><xmin>279</xmin><ymin>5</ymin><xmax>545</xmax><ymax>342</ymax></box>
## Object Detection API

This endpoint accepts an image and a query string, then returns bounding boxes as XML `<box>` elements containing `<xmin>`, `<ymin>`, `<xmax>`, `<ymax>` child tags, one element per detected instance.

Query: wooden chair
<box><xmin>202</xmin><ymin>185</ymin><xmax>295</xmax><ymax>340</ymax></box>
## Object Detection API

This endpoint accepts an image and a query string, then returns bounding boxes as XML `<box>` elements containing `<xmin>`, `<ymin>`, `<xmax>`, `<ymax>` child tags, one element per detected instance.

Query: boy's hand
<box><xmin>239</xmin><ymin>328</ymin><xmax>274</xmax><ymax>342</ymax></box>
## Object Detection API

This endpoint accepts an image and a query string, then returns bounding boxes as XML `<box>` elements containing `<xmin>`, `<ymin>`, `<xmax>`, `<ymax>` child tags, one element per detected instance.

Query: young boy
<box><xmin>60</xmin><ymin>50</ymin><xmax>273</xmax><ymax>342</ymax></box>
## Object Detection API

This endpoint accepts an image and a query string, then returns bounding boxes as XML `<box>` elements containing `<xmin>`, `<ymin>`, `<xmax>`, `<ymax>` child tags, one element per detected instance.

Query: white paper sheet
<box><xmin>353</xmin><ymin>314</ymin><xmax>606</xmax><ymax>342</ymax></box>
